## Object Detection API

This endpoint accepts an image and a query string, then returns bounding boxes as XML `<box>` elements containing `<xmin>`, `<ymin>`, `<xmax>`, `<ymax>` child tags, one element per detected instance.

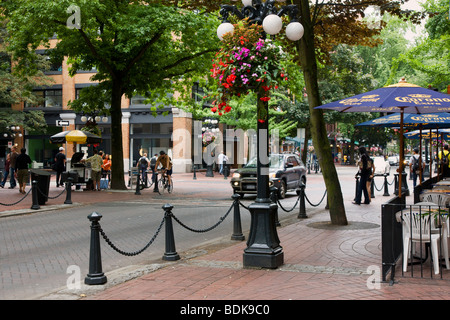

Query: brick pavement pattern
<box><xmin>1</xmin><ymin>168</ymin><xmax>449</xmax><ymax>301</ymax></box>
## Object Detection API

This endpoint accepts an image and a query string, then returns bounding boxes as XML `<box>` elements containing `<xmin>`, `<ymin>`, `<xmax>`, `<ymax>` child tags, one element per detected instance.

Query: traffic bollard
<box><xmin>85</xmin><ymin>212</ymin><xmax>107</xmax><ymax>285</ymax></box>
<box><xmin>162</xmin><ymin>204</ymin><xmax>180</xmax><ymax>261</ymax></box>
<box><xmin>370</xmin><ymin>179</ymin><xmax>375</xmax><ymax>199</ymax></box>
<box><xmin>231</xmin><ymin>194</ymin><xmax>245</xmax><ymax>241</ymax></box>
<box><xmin>64</xmin><ymin>177</ymin><xmax>73</xmax><ymax>204</ymax></box>
<box><xmin>383</xmin><ymin>174</ymin><xmax>390</xmax><ymax>196</ymax></box>
<box><xmin>354</xmin><ymin>176</ymin><xmax>359</xmax><ymax>201</ymax></box>
<box><xmin>298</xmin><ymin>182</ymin><xmax>307</xmax><ymax>219</ymax></box>
<box><xmin>135</xmin><ymin>168</ymin><xmax>141</xmax><ymax>195</ymax></box>
<box><xmin>30</xmin><ymin>180</ymin><xmax>40</xmax><ymax>210</ymax></box>
<box><xmin>193</xmin><ymin>164</ymin><xmax>197</xmax><ymax>180</ymax></box>
<box><xmin>270</xmin><ymin>186</ymin><xmax>280</xmax><ymax>226</ymax></box>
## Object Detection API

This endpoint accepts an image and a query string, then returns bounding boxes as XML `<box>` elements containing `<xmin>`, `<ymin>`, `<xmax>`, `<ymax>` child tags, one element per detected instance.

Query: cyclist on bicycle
<box><xmin>155</xmin><ymin>150</ymin><xmax>172</xmax><ymax>187</ymax></box>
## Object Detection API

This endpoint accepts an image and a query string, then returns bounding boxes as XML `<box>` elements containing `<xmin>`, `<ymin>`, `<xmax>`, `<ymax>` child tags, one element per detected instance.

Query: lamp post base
<box><xmin>243</xmin><ymin>201</ymin><xmax>284</xmax><ymax>269</ymax></box>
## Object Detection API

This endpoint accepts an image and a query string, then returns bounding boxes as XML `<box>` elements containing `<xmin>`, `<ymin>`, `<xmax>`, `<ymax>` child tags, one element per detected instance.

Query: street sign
<box><xmin>56</xmin><ymin>120</ymin><xmax>70</xmax><ymax>127</ymax></box>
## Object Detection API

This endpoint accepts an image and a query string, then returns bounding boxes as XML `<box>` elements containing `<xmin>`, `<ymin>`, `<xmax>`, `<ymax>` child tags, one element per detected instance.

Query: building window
<box><xmin>25</xmin><ymin>89</ymin><xmax>62</xmax><ymax>108</ymax></box>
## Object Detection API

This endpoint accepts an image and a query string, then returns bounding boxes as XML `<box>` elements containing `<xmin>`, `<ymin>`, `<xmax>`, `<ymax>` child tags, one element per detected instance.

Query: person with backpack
<box><xmin>438</xmin><ymin>144</ymin><xmax>450</xmax><ymax>178</ymax></box>
<box><xmin>409</xmin><ymin>148</ymin><xmax>424</xmax><ymax>188</ymax></box>
<box><xmin>138</xmin><ymin>153</ymin><xmax>150</xmax><ymax>186</ymax></box>
<box><xmin>150</xmin><ymin>153</ymin><xmax>158</xmax><ymax>184</ymax></box>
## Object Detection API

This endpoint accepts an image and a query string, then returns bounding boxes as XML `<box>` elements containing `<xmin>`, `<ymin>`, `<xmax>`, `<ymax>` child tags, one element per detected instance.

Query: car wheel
<box><xmin>278</xmin><ymin>180</ymin><xmax>286</xmax><ymax>199</ymax></box>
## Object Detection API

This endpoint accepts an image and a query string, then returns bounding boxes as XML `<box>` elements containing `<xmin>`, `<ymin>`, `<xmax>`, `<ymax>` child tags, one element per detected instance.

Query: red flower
<box><xmin>259</xmin><ymin>96</ymin><xmax>271</xmax><ymax>102</ymax></box>
<box><xmin>224</xmin><ymin>105</ymin><xmax>232</xmax><ymax>113</ymax></box>
<box><xmin>258</xmin><ymin>119</ymin><xmax>265</xmax><ymax>123</ymax></box>
<box><xmin>211</xmin><ymin>107</ymin><xmax>217</xmax><ymax>113</ymax></box>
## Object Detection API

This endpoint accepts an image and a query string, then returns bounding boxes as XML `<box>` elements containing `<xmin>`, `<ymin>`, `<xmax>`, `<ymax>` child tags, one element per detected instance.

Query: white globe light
<box><xmin>10</xmin><ymin>126</ymin><xmax>15</xmax><ymax>131</ymax></box>
<box><xmin>286</xmin><ymin>22</ymin><xmax>304</xmax><ymax>41</ymax></box>
<box><xmin>102</xmin><ymin>116</ymin><xmax>108</xmax><ymax>123</ymax></box>
<box><xmin>217</xmin><ymin>22</ymin><xmax>234</xmax><ymax>40</ymax></box>
<box><xmin>81</xmin><ymin>116</ymin><xmax>87</xmax><ymax>122</ymax></box>
<box><xmin>94</xmin><ymin>116</ymin><xmax>101</xmax><ymax>123</ymax></box>
<box><xmin>263</xmin><ymin>14</ymin><xmax>282</xmax><ymax>35</ymax></box>
<box><xmin>242</xmin><ymin>0</ymin><xmax>252</xmax><ymax>6</ymax></box>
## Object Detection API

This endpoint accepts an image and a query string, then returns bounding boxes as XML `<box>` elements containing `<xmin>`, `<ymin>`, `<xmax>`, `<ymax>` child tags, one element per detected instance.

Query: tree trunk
<box><xmin>109</xmin><ymin>79</ymin><xmax>127</xmax><ymax>190</ymax></box>
<box><xmin>294</xmin><ymin>0</ymin><xmax>348</xmax><ymax>225</ymax></box>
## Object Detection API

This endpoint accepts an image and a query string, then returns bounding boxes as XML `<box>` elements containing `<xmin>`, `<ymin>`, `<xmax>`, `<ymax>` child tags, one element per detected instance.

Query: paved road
<box><xmin>0</xmin><ymin>168</ymin><xmax>338</xmax><ymax>300</ymax></box>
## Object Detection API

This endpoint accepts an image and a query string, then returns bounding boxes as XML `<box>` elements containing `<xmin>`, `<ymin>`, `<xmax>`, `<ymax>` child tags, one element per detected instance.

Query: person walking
<box><xmin>138</xmin><ymin>153</ymin><xmax>150</xmax><ymax>185</ymax></box>
<box><xmin>409</xmin><ymin>147</ymin><xmax>424</xmax><ymax>188</ymax></box>
<box><xmin>82</xmin><ymin>148</ymin><xmax>103</xmax><ymax>191</ymax></box>
<box><xmin>8</xmin><ymin>145</ymin><xmax>18</xmax><ymax>189</ymax></box>
<box><xmin>14</xmin><ymin>148</ymin><xmax>31</xmax><ymax>194</ymax></box>
<box><xmin>150</xmin><ymin>154</ymin><xmax>158</xmax><ymax>184</ymax></box>
<box><xmin>0</xmin><ymin>153</ymin><xmax>10</xmax><ymax>188</ymax></box>
<box><xmin>218</xmin><ymin>151</ymin><xmax>227</xmax><ymax>175</ymax></box>
<box><xmin>353</xmin><ymin>146</ymin><xmax>371</xmax><ymax>205</ymax></box>
<box><xmin>438</xmin><ymin>144</ymin><xmax>450</xmax><ymax>178</ymax></box>
<box><xmin>54</xmin><ymin>147</ymin><xmax>66</xmax><ymax>187</ymax></box>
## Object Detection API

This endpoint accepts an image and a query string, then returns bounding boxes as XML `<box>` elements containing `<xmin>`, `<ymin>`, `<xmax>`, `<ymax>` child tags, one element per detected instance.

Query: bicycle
<box><xmin>157</xmin><ymin>169</ymin><xmax>173</xmax><ymax>194</ymax></box>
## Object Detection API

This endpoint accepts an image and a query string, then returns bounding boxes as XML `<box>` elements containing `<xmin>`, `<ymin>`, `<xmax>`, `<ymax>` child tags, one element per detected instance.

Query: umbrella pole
<box><xmin>419</xmin><ymin>126</ymin><xmax>422</xmax><ymax>185</ymax></box>
<box><xmin>430</xmin><ymin>128</ymin><xmax>433</xmax><ymax>181</ymax></box>
<box><xmin>398</xmin><ymin>112</ymin><xmax>404</xmax><ymax>198</ymax></box>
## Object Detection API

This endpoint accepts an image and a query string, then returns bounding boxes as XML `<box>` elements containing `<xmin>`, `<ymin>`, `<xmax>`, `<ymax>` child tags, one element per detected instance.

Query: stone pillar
<box><xmin>172</xmin><ymin>108</ymin><xmax>192</xmax><ymax>173</ymax></box>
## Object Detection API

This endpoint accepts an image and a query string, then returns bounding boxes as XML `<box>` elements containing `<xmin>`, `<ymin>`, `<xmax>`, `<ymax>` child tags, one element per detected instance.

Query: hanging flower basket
<box><xmin>209</xmin><ymin>19</ymin><xmax>289</xmax><ymax>118</ymax></box>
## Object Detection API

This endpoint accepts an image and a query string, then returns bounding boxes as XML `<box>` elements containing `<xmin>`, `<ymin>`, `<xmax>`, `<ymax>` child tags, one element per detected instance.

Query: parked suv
<box><xmin>231</xmin><ymin>154</ymin><xmax>307</xmax><ymax>199</ymax></box>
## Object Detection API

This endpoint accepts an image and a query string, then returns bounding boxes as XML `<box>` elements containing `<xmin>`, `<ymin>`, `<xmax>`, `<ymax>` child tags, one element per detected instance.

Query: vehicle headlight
<box><xmin>269</xmin><ymin>173</ymin><xmax>276</xmax><ymax>178</ymax></box>
<box><xmin>232</xmin><ymin>172</ymin><xmax>241</xmax><ymax>178</ymax></box>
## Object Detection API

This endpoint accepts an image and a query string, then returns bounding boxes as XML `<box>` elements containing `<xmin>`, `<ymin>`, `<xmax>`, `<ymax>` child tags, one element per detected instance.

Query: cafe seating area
<box><xmin>397</xmin><ymin>178</ymin><xmax>450</xmax><ymax>277</ymax></box>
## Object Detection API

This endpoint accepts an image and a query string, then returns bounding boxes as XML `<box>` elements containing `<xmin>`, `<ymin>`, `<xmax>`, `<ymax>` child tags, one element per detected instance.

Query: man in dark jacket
<box><xmin>15</xmin><ymin>148</ymin><xmax>31</xmax><ymax>194</ymax></box>
<box><xmin>54</xmin><ymin>147</ymin><xmax>66</xmax><ymax>187</ymax></box>
<box><xmin>353</xmin><ymin>146</ymin><xmax>371</xmax><ymax>205</ymax></box>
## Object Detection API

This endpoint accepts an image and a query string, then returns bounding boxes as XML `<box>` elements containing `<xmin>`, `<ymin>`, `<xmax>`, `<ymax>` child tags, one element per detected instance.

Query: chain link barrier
<box><xmin>0</xmin><ymin>188</ymin><xmax>32</xmax><ymax>206</ymax></box>
<box><xmin>171</xmin><ymin>202</ymin><xmax>234</xmax><ymax>233</ymax></box>
<box><xmin>99</xmin><ymin>216</ymin><xmax>165</xmax><ymax>256</ymax></box>
<box><xmin>276</xmin><ymin>195</ymin><xmax>301</xmax><ymax>212</ymax></box>
<box><xmin>304</xmin><ymin>189</ymin><xmax>327</xmax><ymax>207</ymax></box>
<box><xmin>36</xmin><ymin>185</ymin><xmax>66</xmax><ymax>200</ymax></box>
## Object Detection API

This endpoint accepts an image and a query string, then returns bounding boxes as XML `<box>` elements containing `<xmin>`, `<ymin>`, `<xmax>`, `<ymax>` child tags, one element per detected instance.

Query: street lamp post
<box><xmin>217</xmin><ymin>0</ymin><xmax>303</xmax><ymax>268</ymax></box>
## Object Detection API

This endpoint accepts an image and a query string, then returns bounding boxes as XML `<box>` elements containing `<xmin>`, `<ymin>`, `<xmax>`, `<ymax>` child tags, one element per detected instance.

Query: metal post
<box><xmin>243</xmin><ymin>90</ymin><xmax>283</xmax><ymax>269</ymax></box>
<box><xmin>162</xmin><ymin>204</ymin><xmax>180</xmax><ymax>261</ymax></box>
<box><xmin>354</xmin><ymin>176</ymin><xmax>359</xmax><ymax>201</ymax></box>
<box><xmin>30</xmin><ymin>180</ymin><xmax>40</xmax><ymax>210</ymax></box>
<box><xmin>383</xmin><ymin>174</ymin><xmax>390</xmax><ymax>196</ymax></box>
<box><xmin>135</xmin><ymin>168</ymin><xmax>141</xmax><ymax>195</ymax></box>
<box><xmin>298</xmin><ymin>182</ymin><xmax>307</xmax><ymax>219</ymax></box>
<box><xmin>85</xmin><ymin>212</ymin><xmax>107</xmax><ymax>285</ymax></box>
<box><xmin>193</xmin><ymin>164</ymin><xmax>197</xmax><ymax>180</ymax></box>
<box><xmin>231</xmin><ymin>194</ymin><xmax>245</xmax><ymax>241</ymax></box>
<box><xmin>153</xmin><ymin>172</ymin><xmax>159</xmax><ymax>193</ymax></box>
<box><xmin>223</xmin><ymin>160</ymin><xmax>228</xmax><ymax>180</ymax></box>
<box><xmin>64</xmin><ymin>177</ymin><xmax>73</xmax><ymax>204</ymax></box>
<box><xmin>270</xmin><ymin>186</ymin><xmax>280</xmax><ymax>226</ymax></box>
<box><xmin>370</xmin><ymin>179</ymin><xmax>375</xmax><ymax>199</ymax></box>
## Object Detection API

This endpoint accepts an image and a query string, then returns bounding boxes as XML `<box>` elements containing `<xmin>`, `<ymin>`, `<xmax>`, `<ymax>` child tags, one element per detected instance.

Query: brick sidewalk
<box><xmin>83</xmin><ymin>173</ymin><xmax>450</xmax><ymax>302</ymax></box>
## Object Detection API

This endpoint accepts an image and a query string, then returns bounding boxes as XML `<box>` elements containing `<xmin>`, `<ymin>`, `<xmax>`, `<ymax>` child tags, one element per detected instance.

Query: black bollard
<box><xmin>223</xmin><ymin>161</ymin><xmax>228</xmax><ymax>180</ymax></box>
<box><xmin>193</xmin><ymin>164</ymin><xmax>197</xmax><ymax>180</ymax></box>
<box><xmin>370</xmin><ymin>179</ymin><xmax>375</xmax><ymax>199</ymax></box>
<box><xmin>64</xmin><ymin>177</ymin><xmax>73</xmax><ymax>204</ymax></box>
<box><xmin>85</xmin><ymin>212</ymin><xmax>107</xmax><ymax>285</ymax></box>
<box><xmin>298</xmin><ymin>182</ymin><xmax>307</xmax><ymax>219</ymax></box>
<box><xmin>135</xmin><ymin>168</ymin><xmax>141</xmax><ymax>195</ymax></box>
<box><xmin>31</xmin><ymin>180</ymin><xmax>40</xmax><ymax>210</ymax></box>
<box><xmin>270</xmin><ymin>186</ymin><xmax>280</xmax><ymax>226</ymax></box>
<box><xmin>231</xmin><ymin>194</ymin><xmax>245</xmax><ymax>241</ymax></box>
<box><xmin>162</xmin><ymin>204</ymin><xmax>180</xmax><ymax>261</ymax></box>
<box><xmin>354</xmin><ymin>176</ymin><xmax>360</xmax><ymax>201</ymax></box>
<box><xmin>153</xmin><ymin>172</ymin><xmax>159</xmax><ymax>193</ymax></box>
<box><xmin>383</xmin><ymin>174</ymin><xmax>390</xmax><ymax>196</ymax></box>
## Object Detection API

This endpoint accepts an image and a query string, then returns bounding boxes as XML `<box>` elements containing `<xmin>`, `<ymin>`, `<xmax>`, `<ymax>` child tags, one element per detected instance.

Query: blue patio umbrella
<box><xmin>356</xmin><ymin>113</ymin><xmax>450</xmax><ymax>129</ymax></box>
<box><xmin>404</xmin><ymin>128</ymin><xmax>450</xmax><ymax>140</ymax></box>
<box><xmin>316</xmin><ymin>78</ymin><xmax>450</xmax><ymax>196</ymax></box>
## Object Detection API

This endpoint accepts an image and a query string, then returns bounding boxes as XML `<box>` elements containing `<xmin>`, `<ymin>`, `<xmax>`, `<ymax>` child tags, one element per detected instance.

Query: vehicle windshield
<box><xmin>244</xmin><ymin>155</ymin><xmax>284</xmax><ymax>168</ymax></box>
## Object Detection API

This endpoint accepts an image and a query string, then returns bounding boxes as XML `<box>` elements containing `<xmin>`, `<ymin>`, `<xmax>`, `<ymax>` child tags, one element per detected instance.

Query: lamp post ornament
<box><xmin>214</xmin><ymin>0</ymin><xmax>304</xmax><ymax>268</ymax></box>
